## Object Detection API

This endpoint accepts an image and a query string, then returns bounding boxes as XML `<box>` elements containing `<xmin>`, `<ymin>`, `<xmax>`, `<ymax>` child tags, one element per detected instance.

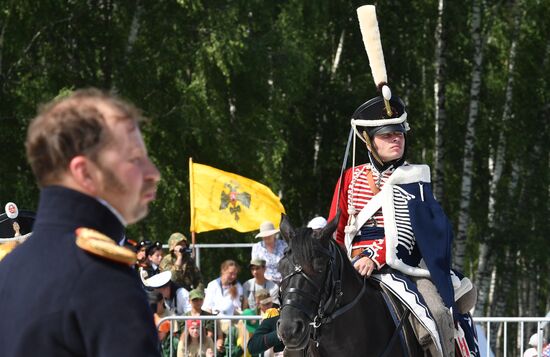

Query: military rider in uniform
<box><xmin>328</xmin><ymin>91</ymin><xmax>458</xmax><ymax>356</ymax></box>
<box><xmin>327</xmin><ymin>6</ymin><xmax>479</xmax><ymax>356</ymax></box>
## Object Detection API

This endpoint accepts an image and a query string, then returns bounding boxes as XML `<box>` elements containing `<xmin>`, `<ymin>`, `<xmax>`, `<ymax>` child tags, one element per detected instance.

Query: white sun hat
<box><xmin>144</xmin><ymin>271</ymin><xmax>172</xmax><ymax>288</ymax></box>
<box><xmin>307</xmin><ymin>216</ymin><xmax>327</xmax><ymax>230</ymax></box>
<box><xmin>528</xmin><ymin>333</ymin><xmax>541</xmax><ymax>347</ymax></box>
<box><xmin>255</xmin><ymin>221</ymin><xmax>279</xmax><ymax>238</ymax></box>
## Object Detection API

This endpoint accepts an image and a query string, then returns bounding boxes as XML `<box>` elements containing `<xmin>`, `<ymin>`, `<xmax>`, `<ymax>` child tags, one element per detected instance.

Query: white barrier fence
<box><xmin>157</xmin><ymin>314</ymin><xmax>261</xmax><ymax>357</ymax></box>
<box><xmin>474</xmin><ymin>317</ymin><xmax>550</xmax><ymax>357</ymax></box>
<box><xmin>157</xmin><ymin>315</ymin><xmax>550</xmax><ymax>357</ymax></box>
<box><xmin>189</xmin><ymin>243</ymin><xmax>254</xmax><ymax>269</ymax></box>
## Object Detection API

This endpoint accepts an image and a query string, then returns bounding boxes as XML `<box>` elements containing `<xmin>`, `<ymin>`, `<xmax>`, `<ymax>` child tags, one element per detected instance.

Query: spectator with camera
<box><xmin>160</xmin><ymin>232</ymin><xmax>203</xmax><ymax>291</ymax></box>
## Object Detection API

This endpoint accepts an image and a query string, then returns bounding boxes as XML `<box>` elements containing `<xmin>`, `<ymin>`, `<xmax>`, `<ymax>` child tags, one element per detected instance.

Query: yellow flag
<box><xmin>189</xmin><ymin>159</ymin><xmax>285</xmax><ymax>233</ymax></box>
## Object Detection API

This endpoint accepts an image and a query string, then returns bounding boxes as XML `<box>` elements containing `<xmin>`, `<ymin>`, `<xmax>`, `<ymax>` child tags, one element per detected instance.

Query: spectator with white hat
<box><xmin>251</xmin><ymin>221</ymin><xmax>288</xmax><ymax>284</ymax></box>
<box><xmin>145</xmin><ymin>270</ymin><xmax>191</xmax><ymax>316</ymax></box>
<box><xmin>523</xmin><ymin>332</ymin><xmax>549</xmax><ymax>357</ymax></box>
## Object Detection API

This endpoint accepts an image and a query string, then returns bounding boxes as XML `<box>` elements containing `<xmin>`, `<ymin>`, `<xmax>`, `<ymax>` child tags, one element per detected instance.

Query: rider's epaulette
<box><xmin>75</xmin><ymin>227</ymin><xmax>136</xmax><ymax>266</ymax></box>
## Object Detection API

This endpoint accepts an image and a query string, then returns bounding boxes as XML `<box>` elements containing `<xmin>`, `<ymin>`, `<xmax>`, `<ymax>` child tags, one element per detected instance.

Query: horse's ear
<box><xmin>279</xmin><ymin>213</ymin><xmax>295</xmax><ymax>243</ymax></box>
<box><xmin>319</xmin><ymin>210</ymin><xmax>340</xmax><ymax>242</ymax></box>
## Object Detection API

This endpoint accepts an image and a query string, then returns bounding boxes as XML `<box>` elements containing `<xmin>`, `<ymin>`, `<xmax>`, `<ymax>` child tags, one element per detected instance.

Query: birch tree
<box><xmin>433</xmin><ymin>0</ymin><xmax>446</xmax><ymax>200</ymax></box>
<box><xmin>454</xmin><ymin>0</ymin><xmax>485</xmax><ymax>271</ymax></box>
<box><xmin>474</xmin><ymin>0</ymin><xmax>520</xmax><ymax>316</ymax></box>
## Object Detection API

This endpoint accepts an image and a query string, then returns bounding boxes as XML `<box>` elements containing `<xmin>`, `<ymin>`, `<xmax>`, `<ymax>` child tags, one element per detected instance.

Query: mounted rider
<box><xmin>328</xmin><ymin>5</ymin><xmax>478</xmax><ymax>357</ymax></box>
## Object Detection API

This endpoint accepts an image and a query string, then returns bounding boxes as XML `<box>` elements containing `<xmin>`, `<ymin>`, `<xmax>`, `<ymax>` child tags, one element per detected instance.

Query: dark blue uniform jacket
<box><xmin>0</xmin><ymin>186</ymin><xmax>160</xmax><ymax>356</ymax></box>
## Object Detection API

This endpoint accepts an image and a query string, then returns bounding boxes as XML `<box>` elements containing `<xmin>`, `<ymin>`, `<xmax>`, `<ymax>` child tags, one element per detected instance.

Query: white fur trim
<box><xmin>383</xmin><ymin>166</ymin><xmax>432</xmax><ymax>276</ymax></box>
<box><xmin>385</xmin><ymin>165</ymin><xmax>431</xmax><ymax>185</ymax></box>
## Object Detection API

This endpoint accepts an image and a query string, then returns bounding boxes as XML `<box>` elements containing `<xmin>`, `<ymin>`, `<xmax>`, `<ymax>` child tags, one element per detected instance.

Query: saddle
<box><xmin>376</xmin><ymin>282</ymin><xmax>423</xmax><ymax>356</ymax></box>
<box><xmin>373</xmin><ymin>277</ymin><xmax>480</xmax><ymax>357</ymax></box>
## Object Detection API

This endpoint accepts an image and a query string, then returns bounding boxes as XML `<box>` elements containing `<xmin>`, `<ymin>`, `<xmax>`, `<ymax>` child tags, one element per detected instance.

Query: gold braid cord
<box><xmin>362</xmin><ymin>131</ymin><xmax>383</xmax><ymax>166</ymax></box>
<box><xmin>76</xmin><ymin>227</ymin><xmax>136</xmax><ymax>265</ymax></box>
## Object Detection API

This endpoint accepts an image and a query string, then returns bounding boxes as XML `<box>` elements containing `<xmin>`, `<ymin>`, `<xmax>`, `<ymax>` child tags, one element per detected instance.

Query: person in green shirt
<box><xmin>247</xmin><ymin>309</ymin><xmax>284</xmax><ymax>356</ymax></box>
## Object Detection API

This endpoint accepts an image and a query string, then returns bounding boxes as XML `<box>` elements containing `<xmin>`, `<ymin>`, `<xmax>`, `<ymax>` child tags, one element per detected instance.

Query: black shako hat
<box><xmin>350</xmin><ymin>87</ymin><xmax>410</xmax><ymax>172</ymax></box>
<box><xmin>352</xmin><ymin>94</ymin><xmax>408</xmax><ymax>138</ymax></box>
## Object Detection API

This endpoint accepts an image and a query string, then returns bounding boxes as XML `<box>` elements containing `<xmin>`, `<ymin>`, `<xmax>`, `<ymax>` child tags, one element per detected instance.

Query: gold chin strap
<box><xmin>362</xmin><ymin>130</ymin><xmax>384</xmax><ymax>166</ymax></box>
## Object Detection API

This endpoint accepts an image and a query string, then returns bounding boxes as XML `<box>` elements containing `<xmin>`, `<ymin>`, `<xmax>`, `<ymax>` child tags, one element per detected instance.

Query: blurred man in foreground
<box><xmin>0</xmin><ymin>88</ymin><xmax>161</xmax><ymax>356</ymax></box>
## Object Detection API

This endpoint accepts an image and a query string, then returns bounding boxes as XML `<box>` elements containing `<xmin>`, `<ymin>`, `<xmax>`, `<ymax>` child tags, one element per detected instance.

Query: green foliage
<box><xmin>1</xmin><ymin>0</ymin><xmax>549</xmax><ymax>307</ymax></box>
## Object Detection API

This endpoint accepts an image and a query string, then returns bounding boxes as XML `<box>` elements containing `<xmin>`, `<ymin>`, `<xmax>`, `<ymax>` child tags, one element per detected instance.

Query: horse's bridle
<box><xmin>280</xmin><ymin>238</ymin><xmax>367</xmax><ymax>343</ymax></box>
<box><xmin>280</xmin><ymin>237</ymin><xmax>411</xmax><ymax>356</ymax></box>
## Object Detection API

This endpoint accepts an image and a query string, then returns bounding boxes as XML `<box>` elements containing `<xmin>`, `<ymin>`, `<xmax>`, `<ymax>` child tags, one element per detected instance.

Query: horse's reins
<box><xmin>280</xmin><ymin>238</ymin><xmax>367</xmax><ymax>346</ymax></box>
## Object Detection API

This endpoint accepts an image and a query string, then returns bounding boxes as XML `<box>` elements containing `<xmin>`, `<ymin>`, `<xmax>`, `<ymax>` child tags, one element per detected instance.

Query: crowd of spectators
<box><xmin>130</xmin><ymin>216</ymin><xmax>326</xmax><ymax>356</ymax></box>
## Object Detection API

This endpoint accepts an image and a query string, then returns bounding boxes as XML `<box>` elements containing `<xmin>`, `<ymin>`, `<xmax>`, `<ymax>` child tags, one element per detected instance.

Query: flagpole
<box><xmin>189</xmin><ymin>157</ymin><xmax>197</xmax><ymax>258</ymax></box>
<box><xmin>191</xmin><ymin>231</ymin><xmax>197</xmax><ymax>259</ymax></box>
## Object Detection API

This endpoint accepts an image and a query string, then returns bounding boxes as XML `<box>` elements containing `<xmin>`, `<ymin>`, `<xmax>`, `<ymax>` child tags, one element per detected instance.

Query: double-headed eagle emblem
<box><xmin>219</xmin><ymin>181</ymin><xmax>251</xmax><ymax>221</ymax></box>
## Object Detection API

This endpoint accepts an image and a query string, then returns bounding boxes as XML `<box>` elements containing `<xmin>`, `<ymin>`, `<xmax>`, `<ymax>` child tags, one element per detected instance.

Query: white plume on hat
<box><xmin>357</xmin><ymin>5</ymin><xmax>387</xmax><ymax>88</ymax></box>
<box><xmin>255</xmin><ymin>221</ymin><xmax>279</xmax><ymax>238</ymax></box>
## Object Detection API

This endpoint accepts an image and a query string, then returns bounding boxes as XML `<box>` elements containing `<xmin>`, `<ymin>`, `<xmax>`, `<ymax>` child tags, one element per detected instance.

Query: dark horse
<box><xmin>277</xmin><ymin>214</ymin><xmax>423</xmax><ymax>356</ymax></box>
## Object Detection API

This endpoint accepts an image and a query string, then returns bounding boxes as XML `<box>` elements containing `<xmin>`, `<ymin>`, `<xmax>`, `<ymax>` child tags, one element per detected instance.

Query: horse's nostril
<box><xmin>278</xmin><ymin>319</ymin><xmax>305</xmax><ymax>341</ymax></box>
<box><xmin>293</xmin><ymin>320</ymin><xmax>304</xmax><ymax>335</ymax></box>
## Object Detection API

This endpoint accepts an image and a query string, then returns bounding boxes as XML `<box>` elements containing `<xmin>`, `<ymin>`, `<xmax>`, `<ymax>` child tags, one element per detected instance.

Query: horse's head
<box><xmin>276</xmin><ymin>213</ymin><xmax>340</xmax><ymax>350</ymax></box>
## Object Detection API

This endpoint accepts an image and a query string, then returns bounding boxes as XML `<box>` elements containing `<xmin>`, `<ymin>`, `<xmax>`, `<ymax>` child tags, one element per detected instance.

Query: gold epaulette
<box><xmin>75</xmin><ymin>227</ymin><xmax>136</xmax><ymax>266</ymax></box>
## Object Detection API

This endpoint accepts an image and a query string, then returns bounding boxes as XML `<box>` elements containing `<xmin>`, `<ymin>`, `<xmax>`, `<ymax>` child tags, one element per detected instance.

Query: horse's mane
<box><xmin>287</xmin><ymin>227</ymin><xmax>317</xmax><ymax>271</ymax></box>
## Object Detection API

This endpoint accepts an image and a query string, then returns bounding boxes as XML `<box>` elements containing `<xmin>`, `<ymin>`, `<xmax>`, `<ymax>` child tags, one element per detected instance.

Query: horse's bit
<box><xmin>280</xmin><ymin>239</ymin><xmax>367</xmax><ymax>344</ymax></box>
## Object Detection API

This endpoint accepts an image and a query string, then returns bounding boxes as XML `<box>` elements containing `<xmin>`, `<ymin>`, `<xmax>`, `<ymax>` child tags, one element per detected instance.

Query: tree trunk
<box><xmin>433</xmin><ymin>0</ymin><xmax>446</xmax><ymax>200</ymax></box>
<box><xmin>473</xmin><ymin>244</ymin><xmax>492</xmax><ymax>317</ymax></box>
<box><xmin>491</xmin><ymin>248</ymin><xmax>515</xmax><ymax>356</ymax></box>
<box><xmin>125</xmin><ymin>0</ymin><xmax>142</xmax><ymax>56</ymax></box>
<box><xmin>454</xmin><ymin>0</ymin><xmax>484</xmax><ymax>271</ymax></box>
<box><xmin>474</xmin><ymin>4</ymin><xmax>519</xmax><ymax>314</ymax></box>
<box><xmin>330</xmin><ymin>29</ymin><xmax>345</xmax><ymax>79</ymax></box>
<box><xmin>317</xmin><ymin>28</ymin><xmax>345</xmax><ymax>175</ymax></box>
<box><xmin>100</xmin><ymin>0</ymin><xmax>114</xmax><ymax>88</ymax></box>
<box><xmin>0</xmin><ymin>0</ymin><xmax>15</xmax><ymax>80</ymax></box>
